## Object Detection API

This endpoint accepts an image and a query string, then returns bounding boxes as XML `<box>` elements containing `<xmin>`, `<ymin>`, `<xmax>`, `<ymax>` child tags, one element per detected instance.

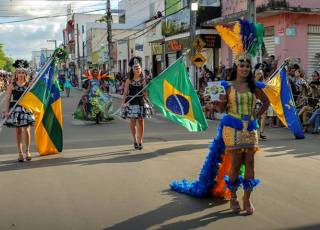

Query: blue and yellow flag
<box><xmin>146</xmin><ymin>58</ymin><xmax>208</xmax><ymax>132</ymax></box>
<box><xmin>259</xmin><ymin>66</ymin><xmax>304</xmax><ymax>139</ymax></box>
<box><xmin>19</xmin><ymin>61</ymin><xmax>63</xmax><ymax>155</ymax></box>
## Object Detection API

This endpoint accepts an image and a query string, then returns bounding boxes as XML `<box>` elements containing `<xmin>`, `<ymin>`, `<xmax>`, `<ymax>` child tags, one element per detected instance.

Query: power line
<box><xmin>125</xmin><ymin>5</ymin><xmax>188</xmax><ymax>41</ymax></box>
<box><xmin>0</xmin><ymin>8</ymin><xmax>106</xmax><ymax>24</ymax></box>
<box><xmin>0</xmin><ymin>3</ymin><xmax>106</xmax><ymax>12</ymax></box>
<box><xmin>95</xmin><ymin>4</ymin><xmax>188</xmax><ymax>50</ymax></box>
<box><xmin>93</xmin><ymin>0</ymin><xmax>183</xmax><ymax>46</ymax></box>
<box><xmin>0</xmin><ymin>0</ymin><xmax>180</xmax><ymax>24</ymax></box>
<box><xmin>107</xmin><ymin>0</ymin><xmax>181</xmax><ymax>39</ymax></box>
<box><xmin>0</xmin><ymin>1</ymin><xmax>107</xmax><ymax>6</ymax></box>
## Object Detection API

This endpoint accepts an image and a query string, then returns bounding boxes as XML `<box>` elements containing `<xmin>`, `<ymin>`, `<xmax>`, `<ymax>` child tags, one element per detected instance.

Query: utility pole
<box><xmin>106</xmin><ymin>0</ymin><xmax>113</xmax><ymax>75</ymax></box>
<box><xmin>76</xmin><ymin>23</ymin><xmax>81</xmax><ymax>88</ymax></box>
<box><xmin>247</xmin><ymin>0</ymin><xmax>258</xmax><ymax>63</ymax></box>
<box><xmin>247</xmin><ymin>0</ymin><xmax>256</xmax><ymax>22</ymax></box>
<box><xmin>190</xmin><ymin>0</ymin><xmax>198</xmax><ymax>89</ymax></box>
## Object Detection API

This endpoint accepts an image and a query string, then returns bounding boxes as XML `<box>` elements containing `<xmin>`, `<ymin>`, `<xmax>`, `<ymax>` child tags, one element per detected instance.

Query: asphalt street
<box><xmin>0</xmin><ymin>89</ymin><xmax>319</xmax><ymax>230</ymax></box>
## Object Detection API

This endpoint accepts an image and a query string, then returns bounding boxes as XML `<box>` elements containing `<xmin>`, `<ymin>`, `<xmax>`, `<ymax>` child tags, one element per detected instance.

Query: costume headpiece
<box><xmin>129</xmin><ymin>56</ymin><xmax>142</xmax><ymax>68</ymax></box>
<box><xmin>82</xmin><ymin>68</ymin><xmax>108</xmax><ymax>80</ymax></box>
<box><xmin>215</xmin><ymin>18</ymin><xmax>264</xmax><ymax>65</ymax></box>
<box><xmin>13</xmin><ymin>59</ymin><xmax>29</xmax><ymax>71</ymax></box>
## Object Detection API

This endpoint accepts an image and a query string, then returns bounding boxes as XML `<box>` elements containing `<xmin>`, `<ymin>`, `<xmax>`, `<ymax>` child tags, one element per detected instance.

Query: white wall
<box><xmin>73</xmin><ymin>13</ymin><xmax>105</xmax><ymax>59</ymax></box>
<box><xmin>119</xmin><ymin>0</ymin><xmax>163</xmax><ymax>24</ymax></box>
<box><xmin>117</xmin><ymin>41</ymin><xmax>128</xmax><ymax>62</ymax></box>
<box><xmin>117</xmin><ymin>0</ymin><xmax>164</xmax><ymax>72</ymax></box>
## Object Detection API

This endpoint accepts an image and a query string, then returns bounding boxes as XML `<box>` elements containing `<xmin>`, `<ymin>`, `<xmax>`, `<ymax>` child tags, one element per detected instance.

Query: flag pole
<box><xmin>113</xmin><ymin>56</ymin><xmax>186</xmax><ymax>116</ymax></box>
<box><xmin>112</xmin><ymin>81</ymin><xmax>150</xmax><ymax>116</ymax></box>
<box><xmin>0</xmin><ymin>57</ymin><xmax>54</xmax><ymax>133</ymax></box>
<box><xmin>265</xmin><ymin>58</ymin><xmax>290</xmax><ymax>83</ymax></box>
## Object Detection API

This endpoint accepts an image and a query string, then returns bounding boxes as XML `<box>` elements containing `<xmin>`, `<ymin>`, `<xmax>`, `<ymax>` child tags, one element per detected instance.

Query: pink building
<box><xmin>220</xmin><ymin>0</ymin><xmax>320</xmax><ymax>76</ymax></box>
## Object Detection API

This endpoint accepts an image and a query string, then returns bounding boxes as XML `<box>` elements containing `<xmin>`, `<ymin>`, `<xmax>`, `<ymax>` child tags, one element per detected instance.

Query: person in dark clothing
<box><xmin>288</xmin><ymin>64</ymin><xmax>300</xmax><ymax>102</ymax></box>
<box><xmin>2</xmin><ymin>60</ymin><xmax>35</xmax><ymax>162</ymax></box>
<box><xmin>121</xmin><ymin>56</ymin><xmax>152</xmax><ymax>150</ymax></box>
<box><xmin>204</xmin><ymin>68</ymin><xmax>216</xmax><ymax>81</ymax></box>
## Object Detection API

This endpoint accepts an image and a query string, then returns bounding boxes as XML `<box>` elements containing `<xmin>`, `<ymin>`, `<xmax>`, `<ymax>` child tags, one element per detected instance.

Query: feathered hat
<box><xmin>82</xmin><ymin>68</ymin><xmax>108</xmax><ymax>80</ymax></box>
<box><xmin>215</xmin><ymin>18</ymin><xmax>264</xmax><ymax>65</ymax></box>
<box><xmin>129</xmin><ymin>56</ymin><xmax>142</xmax><ymax>68</ymax></box>
<box><xmin>13</xmin><ymin>59</ymin><xmax>29</xmax><ymax>71</ymax></box>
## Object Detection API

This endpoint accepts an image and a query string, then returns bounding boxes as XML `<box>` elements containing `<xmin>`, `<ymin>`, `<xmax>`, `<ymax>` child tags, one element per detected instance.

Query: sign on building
<box><xmin>192</xmin><ymin>37</ymin><xmax>206</xmax><ymax>51</ymax></box>
<box><xmin>192</xmin><ymin>53</ymin><xmax>206</xmax><ymax>67</ymax></box>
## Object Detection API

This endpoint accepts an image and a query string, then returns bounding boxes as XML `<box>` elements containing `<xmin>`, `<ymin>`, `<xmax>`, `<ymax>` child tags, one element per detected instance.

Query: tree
<box><xmin>0</xmin><ymin>44</ymin><xmax>14</xmax><ymax>72</ymax></box>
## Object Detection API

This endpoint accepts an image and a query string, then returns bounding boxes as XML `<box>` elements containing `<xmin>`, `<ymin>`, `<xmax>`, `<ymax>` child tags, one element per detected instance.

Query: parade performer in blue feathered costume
<box><xmin>170</xmin><ymin>19</ymin><xmax>270</xmax><ymax>215</ymax></box>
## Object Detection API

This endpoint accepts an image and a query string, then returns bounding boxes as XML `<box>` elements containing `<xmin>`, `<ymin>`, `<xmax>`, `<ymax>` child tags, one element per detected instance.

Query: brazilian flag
<box><xmin>147</xmin><ymin>58</ymin><xmax>208</xmax><ymax>132</ymax></box>
<box><xmin>19</xmin><ymin>60</ymin><xmax>63</xmax><ymax>155</ymax></box>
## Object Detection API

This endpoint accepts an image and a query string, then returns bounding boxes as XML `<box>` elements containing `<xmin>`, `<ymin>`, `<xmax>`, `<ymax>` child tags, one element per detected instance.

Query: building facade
<box><xmin>62</xmin><ymin>12</ymin><xmax>105</xmax><ymax>85</ymax></box>
<box><xmin>161</xmin><ymin>0</ymin><xmax>221</xmax><ymax>87</ymax></box>
<box><xmin>219</xmin><ymin>0</ymin><xmax>320</xmax><ymax>76</ymax></box>
<box><xmin>31</xmin><ymin>49</ymin><xmax>54</xmax><ymax>70</ymax></box>
<box><xmin>86</xmin><ymin>22</ymin><xmax>139</xmax><ymax>73</ymax></box>
<box><xmin>116</xmin><ymin>0</ymin><xmax>165</xmax><ymax>76</ymax></box>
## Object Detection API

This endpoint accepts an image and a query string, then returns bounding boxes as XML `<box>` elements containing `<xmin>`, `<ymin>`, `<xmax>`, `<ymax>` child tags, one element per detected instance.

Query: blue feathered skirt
<box><xmin>170</xmin><ymin>114</ymin><xmax>259</xmax><ymax>198</ymax></box>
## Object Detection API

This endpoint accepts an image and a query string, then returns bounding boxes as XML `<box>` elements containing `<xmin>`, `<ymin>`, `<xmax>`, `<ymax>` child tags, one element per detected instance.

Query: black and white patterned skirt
<box><xmin>121</xmin><ymin>103</ymin><xmax>153</xmax><ymax>119</ymax></box>
<box><xmin>4</xmin><ymin>105</ymin><xmax>35</xmax><ymax>127</ymax></box>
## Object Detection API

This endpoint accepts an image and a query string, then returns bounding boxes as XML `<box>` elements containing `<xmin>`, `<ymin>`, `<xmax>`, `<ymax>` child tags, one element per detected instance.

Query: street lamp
<box><xmin>47</xmin><ymin>39</ymin><xmax>57</xmax><ymax>49</ymax></box>
<box><xmin>190</xmin><ymin>1</ymin><xmax>198</xmax><ymax>89</ymax></box>
<box><xmin>191</xmin><ymin>2</ymin><xmax>198</xmax><ymax>11</ymax></box>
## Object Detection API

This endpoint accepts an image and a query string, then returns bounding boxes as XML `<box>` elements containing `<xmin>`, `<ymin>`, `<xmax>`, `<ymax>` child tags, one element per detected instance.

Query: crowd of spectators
<box><xmin>198</xmin><ymin>55</ymin><xmax>320</xmax><ymax>137</ymax></box>
<box><xmin>293</xmin><ymin>68</ymin><xmax>320</xmax><ymax>134</ymax></box>
<box><xmin>198</xmin><ymin>65</ymin><xmax>232</xmax><ymax>120</ymax></box>
<box><xmin>114</xmin><ymin>69</ymin><xmax>153</xmax><ymax>95</ymax></box>
<box><xmin>0</xmin><ymin>71</ymin><xmax>12</xmax><ymax>93</ymax></box>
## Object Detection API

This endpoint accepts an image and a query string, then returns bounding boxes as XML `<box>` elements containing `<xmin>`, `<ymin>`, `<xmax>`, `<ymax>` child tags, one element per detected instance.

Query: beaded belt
<box><xmin>228</xmin><ymin>112</ymin><xmax>253</xmax><ymax>121</ymax></box>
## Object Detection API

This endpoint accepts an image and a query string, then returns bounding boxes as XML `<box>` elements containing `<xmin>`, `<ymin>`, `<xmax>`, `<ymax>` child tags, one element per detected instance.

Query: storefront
<box><xmin>150</xmin><ymin>42</ymin><xmax>163</xmax><ymax>77</ymax></box>
<box><xmin>165</xmin><ymin>38</ymin><xmax>187</xmax><ymax>67</ymax></box>
<box><xmin>164</xmin><ymin>34</ymin><xmax>221</xmax><ymax>71</ymax></box>
<box><xmin>259</xmin><ymin>13</ymin><xmax>320</xmax><ymax>77</ymax></box>
<box><xmin>307</xmin><ymin>25</ymin><xmax>320</xmax><ymax>76</ymax></box>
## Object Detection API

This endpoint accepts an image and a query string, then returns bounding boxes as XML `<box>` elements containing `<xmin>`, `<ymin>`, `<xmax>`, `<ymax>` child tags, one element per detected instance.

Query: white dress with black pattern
<box><xmin>4</xmin><ymin>82</ymin><xmax>35</xmax><ymax>127</ymax></box>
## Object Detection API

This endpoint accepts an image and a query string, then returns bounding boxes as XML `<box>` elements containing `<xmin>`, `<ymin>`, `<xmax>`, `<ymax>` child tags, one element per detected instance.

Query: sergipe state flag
<box><xmin>258</xmin><ymin>66</ymin><xmax>304</xmax><ymax>139</ymax></box>
<box><xmin>19</xmin><ymin>60</ymin><xmax>63</xmax><ymax>155</ymax></box>
<box><xmin>147</xmin><ymin>58</ymin><xmax>208</xmax><ymax>132</ymax></box>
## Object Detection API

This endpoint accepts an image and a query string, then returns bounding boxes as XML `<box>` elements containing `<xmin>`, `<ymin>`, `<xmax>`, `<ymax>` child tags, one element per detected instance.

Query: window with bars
<box><xmin>264</xmin><ymin>26</ymin><xmax>275</xmax><ymax>36</ymax></box>
<box><xmin>308</xmin><ymin>25</ymin><xmax>320</xmax><ymax>34</ymax></box>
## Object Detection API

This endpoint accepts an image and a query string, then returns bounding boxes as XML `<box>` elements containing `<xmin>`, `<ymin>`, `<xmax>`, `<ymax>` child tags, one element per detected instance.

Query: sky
<box><xmin>0</xmin><ymin>0</ymin><xmax>119</xmax><ymax>60</ymax></box>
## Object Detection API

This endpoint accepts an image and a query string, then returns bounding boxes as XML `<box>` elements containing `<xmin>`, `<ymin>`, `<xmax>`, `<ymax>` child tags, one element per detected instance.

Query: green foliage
<box><xmin>0</xmin><ymin>44</ymin><xmax>14</xmax><ymax>72</ymax></box>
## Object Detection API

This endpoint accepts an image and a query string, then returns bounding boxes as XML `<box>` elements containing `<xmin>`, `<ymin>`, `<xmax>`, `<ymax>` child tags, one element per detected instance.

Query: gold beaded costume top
<box><xmin>222</xmin><ymin>84</ymin><xmax>259</xmax><ymax>154</ymax></box>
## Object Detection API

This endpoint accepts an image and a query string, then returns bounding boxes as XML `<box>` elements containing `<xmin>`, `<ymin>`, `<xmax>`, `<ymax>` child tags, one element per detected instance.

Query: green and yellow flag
<box><xmin>147</xmin><ymin>58</ymin><xmax>208</xmax><ymax>132</ymax></box>
<box><xmin>19</xmin><ymin>61</ymin><xmax>63</xmax><ymax>155</ymax></box>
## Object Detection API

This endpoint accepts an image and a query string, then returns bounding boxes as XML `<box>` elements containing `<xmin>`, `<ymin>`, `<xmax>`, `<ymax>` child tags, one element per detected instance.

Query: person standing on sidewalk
<box><xmin>1</xmin><ymin>60</ymin><xmax>35</xmax><ymax>162</ymax></box>
<box><xmin>121</xmin><ymin>57</ymin><xmax>152</xmax><ymax>150</ymax></box>
<box><xmin>64</xmin><ymin>75</ymin><xmax>72</xmax><ymax>97</ymax></box>
<box><xmin>254</xmin><ymin>69</ymin><xmax>268</xmax><ymax>140</ymax></box>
